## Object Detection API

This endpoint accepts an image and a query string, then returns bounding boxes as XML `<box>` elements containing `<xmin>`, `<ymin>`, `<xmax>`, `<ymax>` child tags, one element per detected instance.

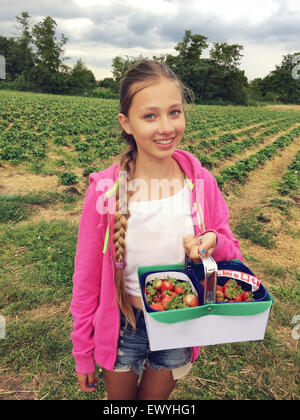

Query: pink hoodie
<box><xmin>70</xmin><ymin>149</ymin><xmax>242</xmax><ymax>374</ymax></box>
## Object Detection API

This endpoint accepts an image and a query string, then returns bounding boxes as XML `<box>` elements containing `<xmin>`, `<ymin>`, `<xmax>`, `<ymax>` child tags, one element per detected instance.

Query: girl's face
<box><xmin>118</xmin><ymin>77</ymin><xmax>186</xmax><ymax>163</ymax></box>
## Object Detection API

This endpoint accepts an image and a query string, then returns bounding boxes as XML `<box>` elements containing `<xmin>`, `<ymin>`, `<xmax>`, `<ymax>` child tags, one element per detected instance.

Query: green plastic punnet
<box><xmin>149</xmin><ymin>291</ymin><xmax>273</xmax><ymax>323</ymax></box>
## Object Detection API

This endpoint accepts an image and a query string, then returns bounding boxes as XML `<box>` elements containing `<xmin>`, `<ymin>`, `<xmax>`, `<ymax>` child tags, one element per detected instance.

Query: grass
<box><xmin>175</xmin><ymin>335</ymin><xmax>299</xmax><ymax>400</ymax></box>
<box><xmin>0</xmin><ymin>191</ymin><xmax>78</xmax><ymax>224</ymax></box>
<box><xmin>0</xmin><ymin>220</ymin><xmax>76</xmax><ymax>314</ymax></box>
<box><xmin>234</xmin><ymin>209</ymin><xmax>276</xmax><ymax>249</ymax></box>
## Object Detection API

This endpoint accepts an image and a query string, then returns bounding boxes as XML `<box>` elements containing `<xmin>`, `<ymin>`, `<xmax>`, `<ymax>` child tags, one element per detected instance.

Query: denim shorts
<box><xmin>113</xmin><ymin>306</ymin><xmax>192</xmax><ymax>378</ymax></box>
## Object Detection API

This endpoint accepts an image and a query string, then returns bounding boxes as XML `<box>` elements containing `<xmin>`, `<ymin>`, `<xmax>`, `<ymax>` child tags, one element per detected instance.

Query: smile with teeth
<box><xmin>154</xmin><ymin>137</ymin><xmax>174</xmax><ymax>144</ymax></box>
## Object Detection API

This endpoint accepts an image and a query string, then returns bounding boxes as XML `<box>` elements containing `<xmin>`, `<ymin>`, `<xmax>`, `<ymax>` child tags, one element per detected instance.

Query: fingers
<box><xmin>183</xmin><ymin>235</ymin><xmax>202</xmax><ymax>256</ymax></box>
<box><xmin>77</xmin><ymin>372</ymin><xmax>98</xmax><ymax>392</ymax></box>
<box><xmin>183</xmin><ymin>233</ymin><xmax>217</xmax><ymax>262</ymax></box>
<box><xmin>198</xmin><ymin>232</ymin><xmax>217</xmax><ymax>259</ymax></box>
<box><xmin>190</xmin><ymin>244</ymin><xmax>202</xmax><ymax>262</ymax></box>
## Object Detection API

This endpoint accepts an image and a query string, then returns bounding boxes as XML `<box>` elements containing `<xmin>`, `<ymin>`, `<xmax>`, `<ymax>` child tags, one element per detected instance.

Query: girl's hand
<box><xmin>183</xmin><ymin>232</ymin><xmax>217</xmax><ymax>262</ymax></box>
<box><xmin>77</xmin><ymin>372</ymin><xmax>98</xmax><ymax>392</ymax></box>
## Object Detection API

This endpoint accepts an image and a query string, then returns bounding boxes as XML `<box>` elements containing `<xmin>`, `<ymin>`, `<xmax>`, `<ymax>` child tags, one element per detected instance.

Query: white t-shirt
<box><xmin>124</xmin><ymin>180</ymin><xmax>195</xmax><ymax>297</ymax></box>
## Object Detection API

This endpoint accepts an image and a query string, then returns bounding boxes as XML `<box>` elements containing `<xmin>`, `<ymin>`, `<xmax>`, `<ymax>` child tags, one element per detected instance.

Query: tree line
<box><xmin>0</xmin><ymin>12</ymin><xmax>97</xmax><ymax>96</ymax></box>
<box><xmin>1</xmin><ymin>12</ymin><xmax>300</xmax><ymax>105</ymax></box>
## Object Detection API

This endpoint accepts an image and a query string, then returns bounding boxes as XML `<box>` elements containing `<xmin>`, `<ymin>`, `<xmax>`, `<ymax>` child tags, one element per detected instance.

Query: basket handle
<box><xmin>185</xmin><ymin>255</ymin><xmax>218</xmax><ymax>304</ymax></box>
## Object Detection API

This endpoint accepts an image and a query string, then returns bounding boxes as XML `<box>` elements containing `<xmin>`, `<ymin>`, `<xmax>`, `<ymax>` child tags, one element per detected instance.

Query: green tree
<box><xmin>68</xmin><ymin>59</ymin><xmax>96</xmax><ymax>94</ymax></box>
<box><xmin>15</xmin><ymin>12</ymin><xmax>35</xmax><ymax>82</ymax></box>
<box><xmin>248</xmin><ymin>78</ymin><xmax>264</xmax><ymax>101</ymax></box>
<box><xmin>112</xmin><ymin>54</ymin><xmax>146</xmax><ymax>85</ymax></box>
<box><xmin>98</xmin><ymin>77</ymin><xmax>119</xmax><ymax>93</ymax></box>
<box><xmin>174</xmin><ymin>30</ymin><xmax>208</xmax><ymax>64</ymax></box>
<box><xmin>160</xmin><ymin>30</ymin><xmax>247</xmax><ymax>105</ymax></box>
<box><xmin>164</xmin><ymin>30</ymin><xmax>209</xmax><ymax>85</ymax></box>
<box><xmin>30</xmin><ymin>16</ymin><xmax>69</xmax><ymax>93</ymax></box>
<box><xmin>210</xmin><ymin>42</ymin><xmax>243</xmax><ymax>72</ymax></box>
<box><xmin>260</xmin><ymin>53</ymin><xmax>300</xmax><ymax>104</ymax></box>
<box><xmin>32</xmin><ymin>16</ymin><xmax>68</xmax><ymax>72</ymax></box>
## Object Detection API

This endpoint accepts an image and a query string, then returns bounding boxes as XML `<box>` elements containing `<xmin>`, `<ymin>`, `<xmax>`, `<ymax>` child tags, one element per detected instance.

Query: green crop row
<box><xmin>277</xmin><ymin>149</ymin><xmax>300</xmax><ymax>196</ymax></box>
<box><xmin>215</xmin><ymin>125</ymin><xmax>300</xmax><ymax>188</ymax></box>
<box><xmin>197</xmin><ymin>118</ymin><xmax>299</xmax><ymax>168</ymax></box>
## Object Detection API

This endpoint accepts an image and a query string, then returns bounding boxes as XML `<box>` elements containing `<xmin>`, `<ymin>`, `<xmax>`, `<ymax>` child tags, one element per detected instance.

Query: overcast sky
<box><xmin>1</xmin><ymin>0</ymin><xmax>300</xmax><ymax>81</ymax></box>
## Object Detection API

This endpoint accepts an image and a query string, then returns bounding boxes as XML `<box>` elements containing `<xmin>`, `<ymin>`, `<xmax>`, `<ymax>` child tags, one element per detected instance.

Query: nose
<box><xmin>157</xmin><ymin>116</ymin><xmax>175</xmax><ymax>136</ymax></box>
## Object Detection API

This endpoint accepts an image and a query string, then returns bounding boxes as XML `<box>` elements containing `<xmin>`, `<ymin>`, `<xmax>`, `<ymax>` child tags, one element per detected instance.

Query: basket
<box><xmin>138</xmin><ymin>258</ymin><xmax>274</xmax><ymax>351</ymax></box>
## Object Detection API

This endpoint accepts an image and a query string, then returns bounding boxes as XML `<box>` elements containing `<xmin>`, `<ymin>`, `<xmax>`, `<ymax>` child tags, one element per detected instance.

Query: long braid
<box><xmin>113</xmin><ymin>142</ymin><xmax>137</xmax><ymax>329</ymax></box>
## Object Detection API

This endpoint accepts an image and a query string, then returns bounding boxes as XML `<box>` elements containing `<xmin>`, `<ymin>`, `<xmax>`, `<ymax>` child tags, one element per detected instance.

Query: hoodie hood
<box><xmin>172</xmin><ymin>148</ymin><xmax>203</xmax><ymax>183</ymax></box>
<box><xmin>89</xmin><ymin>148</ymin><xmax>203</xmax><ymax>194</ymax></box>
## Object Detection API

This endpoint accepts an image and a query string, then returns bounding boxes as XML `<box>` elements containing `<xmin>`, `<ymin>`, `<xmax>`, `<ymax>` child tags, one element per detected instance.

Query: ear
<box><xmin>118</xmin><ymin>113</ymin><xmax>132</xmax><ymax>135</ymax></box>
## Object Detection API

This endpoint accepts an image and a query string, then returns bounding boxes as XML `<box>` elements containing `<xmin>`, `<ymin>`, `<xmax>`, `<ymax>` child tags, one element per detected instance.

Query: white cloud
<box><xmin>240</xmin><ymin>42</ymin><xmax>288</xmax><ymax>80</ymax></box>
<box><xmin>0</xmin><ymin>0</ymin><xmax>299</xmax><ymax>80</ymax></box>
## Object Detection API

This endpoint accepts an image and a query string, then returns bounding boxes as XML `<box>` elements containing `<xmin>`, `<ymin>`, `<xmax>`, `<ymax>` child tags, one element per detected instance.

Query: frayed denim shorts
<box><xmin>113</xmin><ymin>306</ymin><xmax>192</xmax><ymax>379</ymax></box>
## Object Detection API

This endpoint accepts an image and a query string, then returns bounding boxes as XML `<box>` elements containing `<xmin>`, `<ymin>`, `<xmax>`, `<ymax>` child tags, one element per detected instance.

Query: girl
<box><xmin>70</xmin><ymin>60</ymin><xmax>242</xmax><ymax>400</ymax></box>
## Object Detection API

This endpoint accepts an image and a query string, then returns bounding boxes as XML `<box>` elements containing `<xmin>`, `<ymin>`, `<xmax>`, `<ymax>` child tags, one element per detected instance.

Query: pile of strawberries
<box><xmin>145</xmin><ymin>276</ymin><xmax>199</xmax><ymax>311</ymax></box>
<box><xmin>214</xmin><ymin>279</ymin><xmax>254</xmax><ymax>303</ymax></box>
<box><xmin>144</xmin><ymin>276</ymin><xmax>255</xmax><ymax>311</ymax></box>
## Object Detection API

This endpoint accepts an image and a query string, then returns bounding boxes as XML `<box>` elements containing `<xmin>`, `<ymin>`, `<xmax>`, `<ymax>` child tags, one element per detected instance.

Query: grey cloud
<box><xmin>84</xmin><ymin>1</ymin><xmax>133</xmax><ymax>24</ymax></box>
<box><xmin>1</xmin><ymin>0</ymin><xmax>299</xmax><ymax>60</ymax></box>
<box><xmin>0</xmin><ymin>0</ymin><xmax>82</xmax><ymax>23</ymax></box>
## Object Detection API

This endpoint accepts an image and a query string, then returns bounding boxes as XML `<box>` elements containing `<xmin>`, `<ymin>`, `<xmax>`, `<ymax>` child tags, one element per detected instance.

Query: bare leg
<box><xmin>102</xmin><ymin>368</ymin><xmax>139</xmax><ymax>400</ymax></box>
<box><xmin>137</xmin><ymin>364</ymin><xmax>177</xmax><ymax>400</ymax></box>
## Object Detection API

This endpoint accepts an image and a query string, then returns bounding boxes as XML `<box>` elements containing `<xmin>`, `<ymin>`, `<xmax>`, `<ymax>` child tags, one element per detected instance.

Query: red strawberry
<box><xmin>242</xmin><ymin>291</ymin><xmax>254</xmax><ymax>301</ymax></box>
<box><xmin>216</xmin><ymin>290</ymin><xmax>225</xmax><ymax>299</ymax></box>
<box><xmin>174</xmin><ymin>285</ymin><xmax>184</xmax><ymax>294</ymax></box>
<box><xmin>161</xmin><ymin>295</ymin><xmax>173</xmax><ymax>309</ymax></box>
<box><xmin>183</xmin><ymin>294</ymin><xmax>199</xmax><ymax>307</ymax></box>
<box><xmin>161</xmin><ymin>280</ymin><xmax>174</xmax><ymax>292</ymax></box>
<box><xmin>153</xmin><ymin>278</ymin><xmax>162</xmax><ymax>290</ymax></box>
<box><xmin>150</xmin><ymin>303</ymin><xmax>164</xmax><ymax>311</ymax></box>
<box><xmin>224</xmin><ymin>279</ymin><xmax>243</xmax><ymax>300</ymax></box>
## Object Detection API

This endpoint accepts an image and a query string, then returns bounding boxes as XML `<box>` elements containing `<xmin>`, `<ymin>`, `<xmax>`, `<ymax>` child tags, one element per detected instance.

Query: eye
<box><xmin>170</xmin><ymin>109</ymin><xmax>181</xmax><ymax>117</ymax></box>
<box><xmin>144</xmin><ymin>113</ymin><xmax>156</xmax><ymax>120</ymax></box>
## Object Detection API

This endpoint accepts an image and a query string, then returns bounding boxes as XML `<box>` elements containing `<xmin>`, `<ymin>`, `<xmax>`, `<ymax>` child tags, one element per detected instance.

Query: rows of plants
<box><xmin>215</xmin><ymin>125</ymin><xmax>300</xmax><ymax>187</ymax></box>
<box><xmin>194</xmin><ymin>118</ymin><xmax>299</xmax><ymax>168</ymax></box>
<box><xmin>1</xmin><ymin>90</ymin><xmax>300</xmax><ymax>188</ymax></box>
<box><xmin>184</xmin><ymin>116</ymin><xmax>294</xmax><ymax>157</ymax></box>
<box><xmin>184</xmin><ymin>111</ymin><xmax>286</xmax><ymax>141</ymax></box>
<box><xmin>277</xmin><ymin>149</ymin><xmax>300</xmax><ymax>196</ymax></box>
<box><xmin>184</xmin><ymin>105</ymin><xmax>299</xmax><ymax>139</ymax></box>
<box><xmin>0</xmin><ymin>91</ymin><xmax>123</xmax><ymax>177</ymax></box>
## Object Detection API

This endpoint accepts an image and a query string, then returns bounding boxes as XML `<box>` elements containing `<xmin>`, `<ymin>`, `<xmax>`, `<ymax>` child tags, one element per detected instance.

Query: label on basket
<box><xmin>218</xmin><ymin>270</ymin><xmax>261</xmax><ymax>292</ymax></box>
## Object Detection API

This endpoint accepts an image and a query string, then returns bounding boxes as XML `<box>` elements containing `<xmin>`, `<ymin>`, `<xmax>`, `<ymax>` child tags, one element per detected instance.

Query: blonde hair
<box><xmin>113</xmin><ymin>60</ymin><xmax>192</xmax><ymax>329</ymax></box>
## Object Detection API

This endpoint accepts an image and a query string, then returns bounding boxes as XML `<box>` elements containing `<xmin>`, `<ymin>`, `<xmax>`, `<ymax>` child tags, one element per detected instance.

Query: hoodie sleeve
<box><xmin>202</xmin><ymin>169</ymin><xmax>243</xmax><ymax>262</ymax></box>
<box><xmin>70</xmin><ymin>175</ymin><xmax>104</xmax><ymax>374</ymax></box>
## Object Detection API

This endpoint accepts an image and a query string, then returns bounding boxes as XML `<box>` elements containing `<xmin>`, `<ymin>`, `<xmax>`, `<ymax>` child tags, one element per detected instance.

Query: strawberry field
<box><xmin>0</xmin><ymin>90</ymin><xmax>299</xmax><ymax>400</ymax></box>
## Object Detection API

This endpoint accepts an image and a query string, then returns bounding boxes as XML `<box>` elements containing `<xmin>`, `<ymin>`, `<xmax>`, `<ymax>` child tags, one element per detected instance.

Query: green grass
<box><xmin>234</xmin><ymin>209</ymin><xmax>276</xmax><ymax>249</ymax></box>
<box><xmin>0</xmin><ymin>220</ymin><xmax>77</xmax><ymax>313</ymax></box>
<box><xmin>0</xmin><ymin>191</ymin><xmax>78</xmax><ymax>224</ymax></box>
<box><xmin>175</xmin><ymin>335</ymin><xmax>299</xmax><ymax>400</ymax></box>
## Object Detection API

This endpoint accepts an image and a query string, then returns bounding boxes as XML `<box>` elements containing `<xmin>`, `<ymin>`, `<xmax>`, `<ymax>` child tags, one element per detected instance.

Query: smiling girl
<box><xmin>70</xmin><ymin>60</ymin><xmax>242</xmax><ymax>400</ymax></box>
